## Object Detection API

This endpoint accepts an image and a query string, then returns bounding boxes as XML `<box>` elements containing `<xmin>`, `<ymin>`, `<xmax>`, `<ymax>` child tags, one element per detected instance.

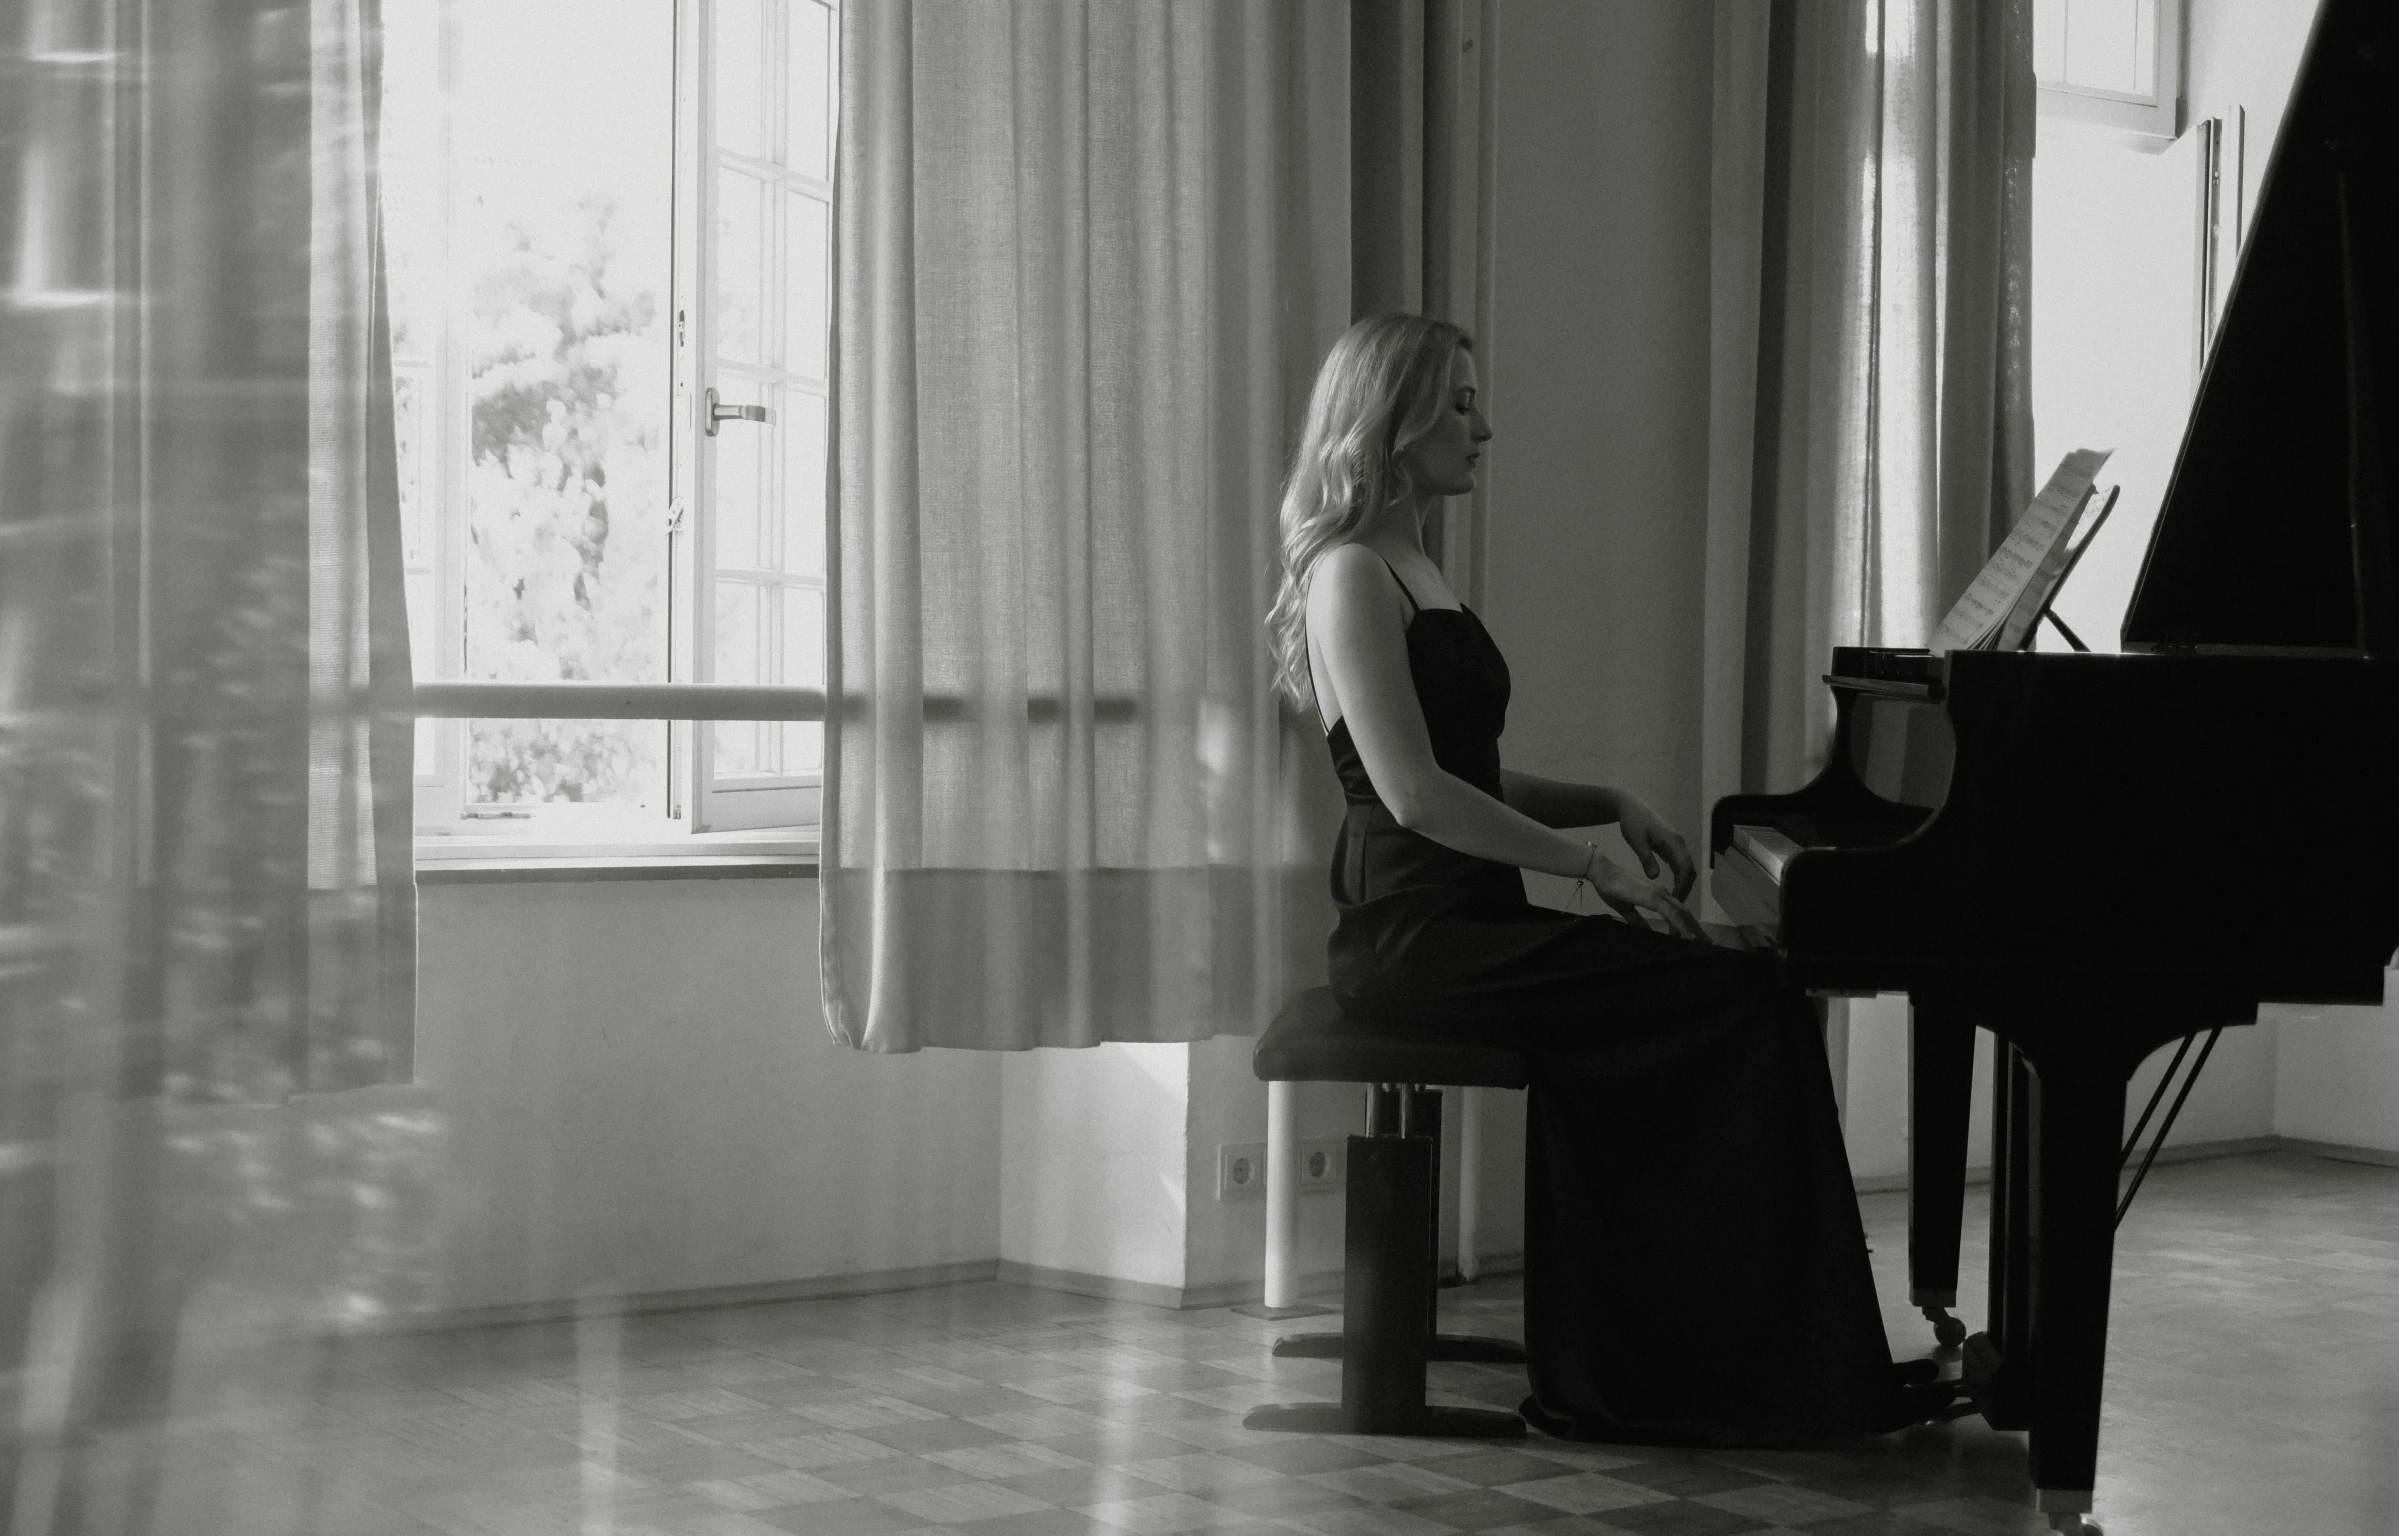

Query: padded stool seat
<box><xmin>1246</xmin><ymin>986</ymin><xmax>1529</xmax><ymax>1440</ymax></box>
<box><xmin>1253</xmin><ymin>986</ymin><xmax>1530</xmax><ymax>1091</ymax></box>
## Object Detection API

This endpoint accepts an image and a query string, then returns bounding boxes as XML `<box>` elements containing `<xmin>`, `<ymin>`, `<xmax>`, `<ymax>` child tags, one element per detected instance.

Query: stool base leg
<box><xmin>1272</xmin><ymin>1331</ymin><xmax>1525</xmax><ymax>1365</ymax></box>
<box><xmin>1243</xmin><ymin>1402</ymin><xmax>1527</xmax><ymax>1439</ymax></box>
<box><xmin>1234</xmin><ymin>1301</ymin><xmax>1336</xmax><ymax>1322</ymax></box>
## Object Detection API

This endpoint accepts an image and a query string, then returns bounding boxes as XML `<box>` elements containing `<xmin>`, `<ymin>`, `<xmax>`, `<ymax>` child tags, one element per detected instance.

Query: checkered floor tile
<box><xmin>78</xmin><ymin>1152</ymin><xmax>2399</xmax><ymax>1535</ymax></box>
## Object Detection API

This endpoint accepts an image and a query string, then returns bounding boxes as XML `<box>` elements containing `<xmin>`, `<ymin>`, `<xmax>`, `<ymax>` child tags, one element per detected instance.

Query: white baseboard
<box><xmin>2279</xmin><ymin>1135</ymin><xmax>2399</xmax><ymax>1169</ymax></box>
<box><xmin>323</xmin><ymin>1141</ymin><xmax>2395</xmax><ymax>1340</ymax></box>
<box><xmin>1851</xmin><ymin>1133</ymin><xmax>2376</xmax><ymax>1194</ymax></box>
<box><xmin>992</xmin><ymin>1261</ymin><xmax>1206</xmax><ymax>1311</ymax></box>
<box><xmin>999</xmin><ymin>1252</ymin><xmax>1528</xmax><ymax>1312</ymax></box>
<box><xmin>350</xmin><ymin>1260</ymin><xmax>1001</xmax><ymax>1338</ymax></box>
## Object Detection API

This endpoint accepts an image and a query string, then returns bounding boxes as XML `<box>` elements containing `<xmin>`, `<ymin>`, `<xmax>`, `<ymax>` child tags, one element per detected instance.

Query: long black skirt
<box><xmin>1331</xmin><ymin>901</ymin><xmax>1895</xmax><ymax>1448</ymax></box>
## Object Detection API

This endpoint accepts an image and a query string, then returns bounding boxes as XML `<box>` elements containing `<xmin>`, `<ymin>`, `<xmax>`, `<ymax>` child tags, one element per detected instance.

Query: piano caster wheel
<box><xmin>1921</xmin><ymin>1304</ymin><xmax>1968</xmax><ymax>1355</ymax></box>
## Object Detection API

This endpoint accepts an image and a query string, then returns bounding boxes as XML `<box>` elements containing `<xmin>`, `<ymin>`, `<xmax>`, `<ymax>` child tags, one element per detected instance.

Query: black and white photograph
<box><xmin>1</xmin><ymin>1</ymin><xmax>2394</xmax><ymax>1533</ymax></box>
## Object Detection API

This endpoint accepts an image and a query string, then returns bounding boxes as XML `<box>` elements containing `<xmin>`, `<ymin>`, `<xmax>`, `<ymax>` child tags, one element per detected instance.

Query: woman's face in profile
<box><xmin>1404</xmin><ymin>346</ymin><xmax>1492</xmax><ymax>499</ymax></box>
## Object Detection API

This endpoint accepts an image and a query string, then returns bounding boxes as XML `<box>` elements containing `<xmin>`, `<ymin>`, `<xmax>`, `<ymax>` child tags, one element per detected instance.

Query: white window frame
<box><xmin>680</xmin><ymin>0</ymin><xmax>836</xmax><ymax>832</ymax></box>
<box><xmin>397</xmin><ymin>0</ymin><xmax>837</xmax><ymax>847</ymax></box>
<box><xmin>2035</xmin><ymin>0</ymin><xmax>2185</xmax><ymax>142</ymax></box>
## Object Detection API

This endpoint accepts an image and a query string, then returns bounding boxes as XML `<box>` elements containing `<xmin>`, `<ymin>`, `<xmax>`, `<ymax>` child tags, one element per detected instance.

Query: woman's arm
<box><xmin>1497</xmin><ymin>770</ymin><xmax>1622</xmax><ymax>828</ymax></box>
<box><xmin>1309</xmin><ymin>547</ymin><xmax>1701</xmax><ymax>936</ymax></box>
<box><xmin>1501</xmin><ymin>770</ymin><xmax>1695</xmax><ymax>900</ymax></box>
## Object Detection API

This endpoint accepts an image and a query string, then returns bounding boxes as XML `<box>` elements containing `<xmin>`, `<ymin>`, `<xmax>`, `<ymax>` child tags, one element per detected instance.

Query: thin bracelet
<box><xmin>1577</xmin><ymin>840</ymin><xmax>1599</xmax><ymax>890</ymax></box>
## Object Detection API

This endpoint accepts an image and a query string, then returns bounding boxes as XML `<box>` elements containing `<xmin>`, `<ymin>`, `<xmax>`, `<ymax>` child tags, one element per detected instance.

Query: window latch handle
<box><xmin>705</xmin><ymin>388</ymin><xmax>771</xmax><ymax>436</ymax></box>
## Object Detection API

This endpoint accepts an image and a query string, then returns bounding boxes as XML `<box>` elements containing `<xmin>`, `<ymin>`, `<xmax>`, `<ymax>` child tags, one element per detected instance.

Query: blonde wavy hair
<box><xmin>1266</xmin><ymin>313</ymin><xmax>1473</xmax><ymax>711</ymax></box>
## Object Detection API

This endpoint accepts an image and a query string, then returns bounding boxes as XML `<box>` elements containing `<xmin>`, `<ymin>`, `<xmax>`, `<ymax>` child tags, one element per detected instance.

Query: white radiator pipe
<box><xmin>1263</xmin><ymin>1080</ymin><xmax>1301</xmax><ymax>1309</ymax></box>
<box><xmin>1457</xmin><ymin>1086</ymin><xmax>1483</xmax><ymax>1282</ymax></box>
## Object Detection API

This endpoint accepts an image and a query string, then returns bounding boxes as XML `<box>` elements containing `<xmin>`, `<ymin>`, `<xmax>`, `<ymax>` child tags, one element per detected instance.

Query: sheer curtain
<box><xmin>1</xmin><ymin>1</ymin><xmax>427</xmax><ymax>1526</ymax></box>
<box><xmin>1703</xmin><ymin>0</ymin><xmax>2034</xmax><ymax>804</ymax></box>
<box><xmin>1351</xmin><ymin>0</ymin><xmax>1496</xmax><ymax>602</ymax></box>
<box><xmin>823</xmin><ymin>0</ymin><xmax>1351</xmax><ymax>1053</ymax></box>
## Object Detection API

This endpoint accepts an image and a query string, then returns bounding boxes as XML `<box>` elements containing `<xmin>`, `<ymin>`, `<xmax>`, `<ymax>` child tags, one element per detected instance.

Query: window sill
<box><xmin>414</xmin><ymin>831</ymin><xmax>818</xmax><ymax>884</ymax></box>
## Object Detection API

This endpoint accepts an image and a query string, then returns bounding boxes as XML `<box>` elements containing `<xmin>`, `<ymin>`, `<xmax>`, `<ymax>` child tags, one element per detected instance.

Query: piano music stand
<box><xmin>2024</xmin><ymin>484</ymin><xmax>2120</xmax><ymax>654</ymax></box>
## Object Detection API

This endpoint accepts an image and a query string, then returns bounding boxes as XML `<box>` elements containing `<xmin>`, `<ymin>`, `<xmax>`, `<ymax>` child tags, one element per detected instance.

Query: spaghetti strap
<box><xmin>1368</xmin><ymin>550</ymin><xmax>1422</xmax><ymax>621</ymax></box>
<box><xmin>1305</xmin><ymin>547</ymin><xmax>1422</xmax><ymax>737</ymax></box>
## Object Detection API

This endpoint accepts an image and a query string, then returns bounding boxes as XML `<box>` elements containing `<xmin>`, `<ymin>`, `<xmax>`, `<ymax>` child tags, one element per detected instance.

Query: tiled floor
<box><xmin>105</xmin><ymin>1151</ymin><xmax>2399</xmax><ymax>1535</ymax></box>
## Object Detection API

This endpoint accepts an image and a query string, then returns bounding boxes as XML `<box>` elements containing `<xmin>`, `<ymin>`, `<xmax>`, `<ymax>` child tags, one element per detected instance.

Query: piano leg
<box><xmin>1905</xmin><ymin>1000</ymin><xmax>1975</xmax><ymax>1354</ymax></box>
<box><xmin>1969</xmin><ymin>1044</ymin><xmax>2039</xmax><ymax>1430</ymax></box>
<box><xmin>2025</xmin><ymin>1063</ymin><xmax>2130</xmax><ymax>1533</ymax></box>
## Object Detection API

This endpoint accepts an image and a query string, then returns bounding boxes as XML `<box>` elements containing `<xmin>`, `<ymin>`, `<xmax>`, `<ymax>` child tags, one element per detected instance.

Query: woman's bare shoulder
<box><xmin>1310</xmin><ymin>542</ymin><xmax>1402</xmax><ymax>612</ymax></box>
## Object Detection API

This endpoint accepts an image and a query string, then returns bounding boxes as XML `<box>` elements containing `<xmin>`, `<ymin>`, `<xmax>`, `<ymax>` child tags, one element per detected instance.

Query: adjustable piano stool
<box><xmin>1244</xmin><ymin>986</ymin><xmax>1530</xmax><ymax>1438</ymax></box>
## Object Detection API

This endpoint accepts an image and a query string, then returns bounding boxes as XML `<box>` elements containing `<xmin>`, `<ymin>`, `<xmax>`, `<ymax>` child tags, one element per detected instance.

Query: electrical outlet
<box><xmin>1218</xmin><ymin>1142</ymin><xmax>1266</xmax><ymax>1200</ymax></box>
<box><xmin>1297</xmin><ymin>1136</ymin><xmax>1345</xmax><ymax>1190</ymax></box>
<box><xmin>1217</xmin><ymin>1138</ymin><xmax>1348</xmax><ymax>1200</ymax></box>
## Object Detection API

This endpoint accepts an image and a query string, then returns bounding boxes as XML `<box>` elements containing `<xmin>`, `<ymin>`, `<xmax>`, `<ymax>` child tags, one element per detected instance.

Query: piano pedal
<box><xmin>2046</xmin><ymin>1517</ymin><xmax>2103</xmax><ymax>1535</ymax></box>
<box><xmin>1920</xmin><ymin>1303</ymin><xmax>1968</xmax><ymax>1355</ymax></box>
<box><xmin>1931</xmin><ymin>1394</ymin><xmax>1981</xmax><ymax>1424</ymax></box>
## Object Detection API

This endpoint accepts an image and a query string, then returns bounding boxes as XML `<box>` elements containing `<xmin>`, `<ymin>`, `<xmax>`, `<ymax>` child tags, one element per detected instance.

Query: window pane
<box><xmin>779</xmin><ymin>721</ymin><xmax>823</xmax><ymax>777</ymax></box>
<box><xmin>780</xmin><ymin>583</ymin><xmax>823</xmax><ymax>688</ymax></box>
<box><xmin>716</xmin><ymin>170</ymin><xmax>767</xmax><ymax>363</ymax></box>
<box><xmin>714</xmin><ymin>720</ymin><xmax>766</xmax><ymax>778</ymax></box>
<box><xmin>776</xmin><ymin>584</ymin><xmax>821</xmax><ymax>780</ymax></box>
<box><xmin>405</xmin><ymin>570</ymin><xmax>436</xmax><ymax>676</ymax></box>
<box><xmin>2033</xmin><ymin>0</ymin><xmax>2066</xmax><ymax>82</ymax></box>
<box><xmin>715</xmin><ymin>580</ymin><xmax>762</xmax><ymax>686</ymax></box>
<box><xmin>712</xmin><ymin>582</ymin><xmax>764</xmax><ymax>777</ymax></box>
<box><xmin>379</xmin><ymin>0</ymin><xmax>443</xmax><ymax>359</ymax></box>
<box><xmin>714</xmin><ymin>380</ymin><xmax>767</xmax><ymax>571</ymax></box>
<box><xmin>780</xmin><ymin>390</ymin><xmax>826</xmax><ymax>578</ymax></box>
<box><xmin>788</xmin><ymin>0</ymin><xmax>833</xmax><ymax>179</ymax></box>
<box><xmin>447</xmin><ymin>0</ymin><xmax>673</xmax><ymax>810</ymax></box>
<box><xmin>393</xmin><ymin>366</ymin><xmax>430</xmax><ymax>568</ymax></box>
<box><xmin>469</xmin><ymin>718</ymin><xmax>665</xmax><ymax>808</ymax></box>
<box><xmin>714</xmin><ymin>0</ymin><xmax>766</xmax><ymax>160</ymax></box>
<box><xmin>2064</xmin><ymin>0</ymin><xmax>2142</xmax><ymax>96</ymax></box>
<box><xmin>2132</xmin><ymin>0</ymin><xmax>2156</xmax><ymax>99</ymax></box>
<box><xmin>785</xmin><ymin>190</ymin><xmax>829</xmax><ymax>381</ymax></box>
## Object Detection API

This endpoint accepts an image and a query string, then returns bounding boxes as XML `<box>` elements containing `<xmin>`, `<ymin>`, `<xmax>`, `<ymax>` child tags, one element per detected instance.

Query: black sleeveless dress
<box><xmin>1321</xmin><ymin>575</ymin><xmax>1897</xmax><ymax>1447</ymax></box>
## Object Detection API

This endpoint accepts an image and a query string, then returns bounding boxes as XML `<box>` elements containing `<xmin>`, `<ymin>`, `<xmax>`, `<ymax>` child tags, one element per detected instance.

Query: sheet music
<box><xmin>1931</xmin><ymin>448</ymin><xmax>2114</xmax><ymax>655</ymax></box>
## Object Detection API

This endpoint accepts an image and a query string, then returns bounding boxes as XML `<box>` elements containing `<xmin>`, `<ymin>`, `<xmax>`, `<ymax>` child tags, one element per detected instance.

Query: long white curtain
<box><xmin>1704</xmin><ymin>0</ymin><xmax>2034</xmax><ymax>803</ymax></box>
<box><xmin>0</xmin><ymin>1</ymin><xmax>429</xmax><ymax>1526</ymax></box>
<box><xmin>824</xmin><ymin>0</ymin><xmax>1352</xmax><ymax>1053</ymax></box>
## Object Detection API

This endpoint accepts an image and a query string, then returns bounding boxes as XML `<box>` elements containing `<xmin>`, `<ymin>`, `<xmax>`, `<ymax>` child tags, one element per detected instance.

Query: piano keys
<box><xmin>1705</xmin><ymin>1</ymin><xmax>2399</xmax><ymax>1530</ymax></box>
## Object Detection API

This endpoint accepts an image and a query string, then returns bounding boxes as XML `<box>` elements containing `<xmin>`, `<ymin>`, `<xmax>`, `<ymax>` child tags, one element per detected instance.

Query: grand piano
<box><xmin>1706</xmin><ymin>2</ymin><xmax>2398</xmax><ymax>1530</ymax></box>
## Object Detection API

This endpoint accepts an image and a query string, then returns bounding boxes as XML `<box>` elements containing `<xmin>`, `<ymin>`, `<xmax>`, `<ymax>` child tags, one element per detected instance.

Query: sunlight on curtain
<box><xmin>1702</xmin><ymin>0</ymin><xmax>2034</xmax><ymax>801</ymax></box>
<box><xmin>825</xmin><ymin>0</ymin><xmax>1351</xmax><ymax>1052</ymax></box>
<box><xmin>0</xmin><ymin>1</ymin><xmax>434</xmax><ymax>1528</ymax></box>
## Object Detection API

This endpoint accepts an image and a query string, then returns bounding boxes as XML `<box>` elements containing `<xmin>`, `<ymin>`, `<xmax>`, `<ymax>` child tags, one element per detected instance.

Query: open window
<box><xmin>383</xmin><ymin>0</ymin><xmax>836</xmax><ymax>846</ymax></box>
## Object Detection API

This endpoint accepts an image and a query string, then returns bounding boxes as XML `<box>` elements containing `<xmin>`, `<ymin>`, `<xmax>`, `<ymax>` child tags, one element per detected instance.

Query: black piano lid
<box><xmin>2120</xmin><ymin>0</ymin><xmax>2399</xmax><ymax>656</ymax></box>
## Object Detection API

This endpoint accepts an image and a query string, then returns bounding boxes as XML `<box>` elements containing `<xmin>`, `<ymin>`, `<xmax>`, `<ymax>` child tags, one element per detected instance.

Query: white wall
<box><xmin>2274</xmin><ymin>995</ymin><xmax>2399</xmax><ymax>1155</ymax></box>
<box><xmin>415</xmin><ymin>879</ymin><xmax>1004</xmax><ymax>1315</ymax></box>
<box><xmin>1840</xmin><ymin>998</ymin><xmax>2286</xmax><ymax>1188</ymax></box>
<box><xmin>999</xmin><ymin>1042</ymin><xmax>1193</xmax><ymax>1296</ymax></box>
<box><xmin>1177</xmin><ymin>1043</ymin><xmax>1529</xmax><ymax>1301</ymax></box>
<box><xmin>1181</xmin><ymin>1037</ymin><xmax>1349</xmax><ymax>1300</ymax></box>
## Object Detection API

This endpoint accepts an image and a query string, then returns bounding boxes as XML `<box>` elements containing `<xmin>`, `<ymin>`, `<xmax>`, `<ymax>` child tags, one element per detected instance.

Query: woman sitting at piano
<box><xmin>1268</xmin><ymin>312</ymin><xmax>1954</xmax><ymax>1444</ymax></box>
